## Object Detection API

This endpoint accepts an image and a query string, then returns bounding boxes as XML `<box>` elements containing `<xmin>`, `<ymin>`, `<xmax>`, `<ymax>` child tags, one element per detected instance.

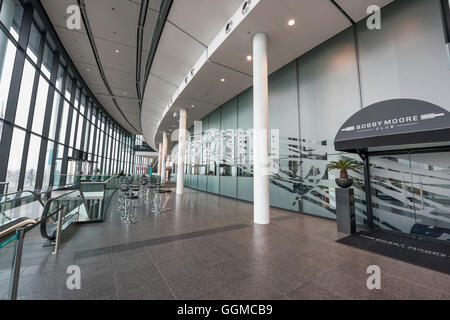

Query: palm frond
<box><xmin>326</xmin><ymin>159</ymin><xmax>361</xmax><ymax>171</ymax></box>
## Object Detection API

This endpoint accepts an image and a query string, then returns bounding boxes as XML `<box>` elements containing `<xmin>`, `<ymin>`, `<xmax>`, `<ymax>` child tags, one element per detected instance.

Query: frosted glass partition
<box><xmin>207</xmin><ymin>109</ymin><xmax>220</xmax><ymax>195</ymax></box>
<box><xmin>268</xmin><ymin>62</ymin><xmax>300</xmax><ymax>211</ymax></box>
<box><xmin>220</xmin><ymin>98</ymin><xmax>237</xmax><ymax>198</ymax></box>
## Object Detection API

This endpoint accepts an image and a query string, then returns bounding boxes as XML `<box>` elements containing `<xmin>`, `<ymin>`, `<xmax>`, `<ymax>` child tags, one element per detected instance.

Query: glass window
<box><xmin>15</xmin><ymin>60</ymin><xmax>35</xmax><ymax>128</ymax></box>
<box><xmin>79</xmin><ymin>93</ymin><xmax>85</xmax><ymax>114</ymax></box>
<box><xmin>88</xmin><ymin>121</ymin><xmax>95</xmax><ymax>154</ymax></box>
<box><xmin>55</xmin><ymin>63</ymin><xmax>64</xmax><ymax>90</ymax></box>
<box><xmin>0</xmin><ymin>120</ymin><xmax>3</xmax><ymax>146</ymax></box>
<box><xmin>6</xmin><ymin>127</ymin><xmax>25</xmax><ymax>192</ymax></box>
<box><xmin>86</xmin><ymin>103</ymin><xmax>91</xmax><ymax>118</ymax></box>
<box><xmin>42</xmin><ymin>140</ymin><xmax>54</xmax><ymax>189</ymax></box>
<box><xmin>41</xmin><ymin>42</ymin><xmax>53</xmax><ymax>78</ymax></box>
<box><xmin>0</xmin><ymin>0</ymin><xmax>23</xmax><ymax>40</ymax></box>
<box><xmin>74</xmin><ymin>86</ymin><xmax>80</xmax><ymax>109</ymax></box>
<box><xmin>48</xmin><ymin>92</ymin><xmax>61</xmax><ymax>140</ymax></box>
<box><xmin>24</xmin><ymin>134</ymin><xmax>41</xmax><ymax>189</ymax></box>
<box><xmin>83</xmin><ymin>119</ymin><xmax>90</xmax><ymax>152</ymax></box>
<box><xmin>0</xmin><ymin>31</ymin><xmax>16</xmax><ymax>119</ymax></box>
<box><xmin>53</xmin><ymin>143</ymin><xmax>64</xmax><ymax>186</ymax></box>
<box><xmin>76</xmin><ymin>114</ymin><xmax>83</xmax><ymax>149</ymax></box>
<box><xmin>58</xmin><ymin>100</ymin><xmax>69</xmax><ymax>143</ymax></box>
<box><xmin>27</xmin><ymin>23</ymin><xmax>41</xmax><ymax>63</ymax></box>
<box><xmin>64</xmin><ymin>76</ymin><xmax>72</xmax><ymax>100</ymax></box>
<box><xmin>98</xmin><ymin>129</ymin><xmax>104</xmax><ymax>157</ymax></box>
<box><xmin>69</xmin><ymin>110</ymin><xmax>77</xmax><ymax>147</ymax></box>
<box><xmin>31</xmin><ymin>75</ymin><xmax>49</xmax><ymax>135</ymax></box>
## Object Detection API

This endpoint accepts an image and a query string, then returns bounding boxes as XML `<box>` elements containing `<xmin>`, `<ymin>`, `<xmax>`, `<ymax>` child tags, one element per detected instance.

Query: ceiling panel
<box><xmin>94</xmin><ymin>37</ymin><xmax>136</xmax><ymax>75</ymax></box>
<box><xmin>41</xmin><ymin>0</ymin><xmax>162</xmax><ymax>135</ymax></box>
<box><xmin>114</xmin><ymin>98</ymin><xmax>142</xmax><ymax>131</ymax></box>
<box><xmin>53</xmin><ymin>27</ymin><xmax>97</xmax><ymax>66</ymax></box>
<box><xmin>103</xmin><ymin>69</ymin><xmax>138</xmax><ymax>97</ymax></box>
<box><xmin>142</xmin><ymin>9</ymin><xmax>159</xmax><ymax>51</ymax></box>
<box><xmin>96</xmin><ymin>95</ymin><xmax>137</xmax><ymax>133</ymax></box>
<box><xmin>42</xmin><ymin>0</ymin><xmax>88</xmax><ymax>33</ymax></box>
<box><xmin>144</xmin><ymin>74</ymin><xmax>178</xmax><ymax>107</ymax></box>
<box><xmin>150</xmin><ymin>23</ymin><xmax>206</xmax><ymax>86</ymax></box>
<box><xmin>149</xmin><ymin>0</ymin><xmax>163</xmax><ymax>11</ymax></box>
<box><xmin>167</xmin><ymin>0</ymin><xmax>244</xmax><ymax>45</ymax></box>
<box><xmin>180</xmin><ymin>61</ymin><xmax>252</xmax><ymax>106</ymax></box>
<box><xmin>210</xmin><ymin>0</ymin><xmax>351</xmax><ymax>77</ymax></box>
<box><xmin>334</xmin><ymin>0</ymin><xmax>394</xmax><ymax>22</ymax></box>
<box><xmin>85</xmin><ymin>0</ymin><xmax>140</xmax><ymax>48</ymax></box>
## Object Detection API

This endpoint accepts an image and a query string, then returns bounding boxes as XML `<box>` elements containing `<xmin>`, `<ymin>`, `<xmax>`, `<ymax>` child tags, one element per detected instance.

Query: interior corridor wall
<box><xmin>356</xmin><ymin>0</ymin><xmax>450</xmax><ymax>235</ymax></box>
<box><xmin>297</xmin><ymin>28</ymin><xmax>363</xmax><ymax>220</ymax></box>
<box><xmin>181</xmin><ymin>0</ymin><xmax>450</xmax><ymax>227</ymax></box>
<box><xmin>358</xmin><ymin>0</ymin><xmax>450</xmax><ymax>109</ymax></box>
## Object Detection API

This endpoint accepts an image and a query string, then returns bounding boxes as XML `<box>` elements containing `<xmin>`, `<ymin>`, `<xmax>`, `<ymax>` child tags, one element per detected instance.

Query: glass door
<box><xmin>409</xmin><ymin>153</ymin><xmax>450</xmax><ymax>241</ymax></box>
<box><xmin>369</xmin><ymin>155</ymin><xmax>417</xmax><ymax>234</ymax></box>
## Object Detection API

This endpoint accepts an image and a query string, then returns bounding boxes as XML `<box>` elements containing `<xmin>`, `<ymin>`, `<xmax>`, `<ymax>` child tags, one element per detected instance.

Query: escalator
<box><xmin>0</xmin><ymin>177</ymin><xmax>120</xmax><ymax>299</ymax></box>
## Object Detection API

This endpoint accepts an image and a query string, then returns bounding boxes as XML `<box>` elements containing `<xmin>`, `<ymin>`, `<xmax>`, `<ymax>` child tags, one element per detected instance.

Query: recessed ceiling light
<box><xmin>220</xmin><ymin>78</ymin><xmax>226</xmax><ymax>82</ymax></box>
<box><xmin>173</xmin><ymin>112</ymin><xmax>177</xmax><ymax>117</ymax></box>
<box><xmin>86</xmin><ymin>68</ymin><xmax>90</xmax><ymax>72</ymax></box>
<box><xmin>246</xmin><ymin>55</ymin><xmax>252</xmax><ymax>61</ymax></box>
<box><xmin>115</xmin><ymin>49</ymin><xmax>120</xmax><ymax>53</ymax></box>
<box><xmin>191</xmin><ymin>104</ymin><xmax>195</xmax><ymax>108</ymax></box>
<box><xmin>288</xmin><ymin>19</ymin><xmax>295</xmax><ymax>26</ymax></box>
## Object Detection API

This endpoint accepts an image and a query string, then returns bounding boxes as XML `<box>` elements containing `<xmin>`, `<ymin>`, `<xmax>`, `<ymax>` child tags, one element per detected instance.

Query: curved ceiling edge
<box><xmin>143</xmin><ymin>0</ymin><xmax>259</xmax><ymax>150</ymax></box>
<box><xmin>78</xmin><ymin>0</ymin><xmax>141</xmax><ymax>134</ymax></box>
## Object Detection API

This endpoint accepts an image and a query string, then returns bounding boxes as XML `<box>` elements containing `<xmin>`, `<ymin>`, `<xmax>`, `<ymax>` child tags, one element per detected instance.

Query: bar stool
<box><xmin>152</xmin><ymin>189</ymin><xmax>172</xmax><ymax>214</ymax></box>
<box><xmin>130</xmin><ymin>186</ymin><xmax>140</xmax><ymax>207</ymax></box>
<box><xmin>144</xmin><ymin>185</ymin><xmax>156</xmax><ymax>206</ymax></box>
<box><xmin>118</xmin><ymin>186</ymin><xmax>129</xmax><ymax>218</ymax></box>
<box><xmin>140</xmin><ymin>180</ymin><xmax>148</xmax><ymax>198</ymax></box>
<box><xmin>122</xmin><ymin>194</ymin><xmax>139</xmax><ymax>224</ymax></box>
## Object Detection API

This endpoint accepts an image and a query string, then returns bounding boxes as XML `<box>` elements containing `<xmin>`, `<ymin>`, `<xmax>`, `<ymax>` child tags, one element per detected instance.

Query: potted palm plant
<box><xmin>326</xmin><ymin>159</ymin><xmax>360</xmax><ymax>188</ymax></box>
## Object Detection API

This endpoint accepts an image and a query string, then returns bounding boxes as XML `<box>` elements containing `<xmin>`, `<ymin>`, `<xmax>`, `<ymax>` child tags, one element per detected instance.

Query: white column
<box><xmin>176</xmin><ymin>109</ymin><xmax>187</xmax><ymax>194</ymax></box>
<box><xmin>161</xmin><ymin>132</ymin><xmax>168</xmax><ymax>183</ymax></box>
<box><xmin>253</xmin><ymin>33</ymin><xmax>270</xmax><ymax>225</ymax></box>
<box><xmin>157</xmin><ymin>142</ymin><xmax>162</xmax><ymax>177</ymax></box>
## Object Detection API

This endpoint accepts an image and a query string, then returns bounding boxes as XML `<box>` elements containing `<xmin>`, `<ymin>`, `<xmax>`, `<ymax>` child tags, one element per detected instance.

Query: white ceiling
<box><xmin>141</xmin><ymin>0</ymin><xmax>394</xmax><ymax>149</ymax></box>
<box><xmin>41</xmin><ymin>0</ymin><xmax>163</xmax><ymax>135</ymax></box>
<box><xmin>40</xmin><ymin>0</ymin><xmax>394</xmax><ymax>145</ymax></box>
<box><xmin>141</xmin><ymin>0</ymin><xmax>245</xmax><ymax>148</ymax></box>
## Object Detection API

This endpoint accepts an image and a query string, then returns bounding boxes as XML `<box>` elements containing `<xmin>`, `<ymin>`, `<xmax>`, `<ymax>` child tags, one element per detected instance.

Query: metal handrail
<box><xmin>0</xmin><ymin>218</ymin><xmax>36</xmax><ymax>241</ymax></box>
<box><xmin>1</xmin><ymin>186</ymin><xmax>108</xmax><ymax>300</ymax></box>
<box><xmin>0</xmin><ymin>218</ymin><xmax>37</xmax><ymax>301</ymax></box>
<box><xmin>39</xmin><ymin>189</ymin><xmax>81</xmax><ymax>240</ymax></box>
<box><xmin>0</xmin><ymin>189</ymin><xmax>45</xmax><ymax>207</ymax></box>
<box><xmin>80</xmin><ymin>175</ymin><xmax>118</xmax><ymax>186</ymax></box>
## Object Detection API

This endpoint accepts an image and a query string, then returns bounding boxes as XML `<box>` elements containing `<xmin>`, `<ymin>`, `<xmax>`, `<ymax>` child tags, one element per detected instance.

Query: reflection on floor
<box><xmin>1</xmin><ymin>188</ymin><xmax>449</xmax><ymax>300</ymax></box>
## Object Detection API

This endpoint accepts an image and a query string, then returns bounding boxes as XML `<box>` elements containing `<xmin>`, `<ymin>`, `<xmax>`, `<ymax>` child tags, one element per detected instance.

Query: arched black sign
<box><xmin>334</xmin><ymin>99</ymin><xmax>450</xmax><ymax>153</ymax></box>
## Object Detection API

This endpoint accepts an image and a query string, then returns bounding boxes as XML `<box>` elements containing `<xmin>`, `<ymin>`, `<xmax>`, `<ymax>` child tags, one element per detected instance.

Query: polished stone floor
<box><xmin>1</xmin><ymin>188</ymin><xmax>449</xmax><ymax>300</ymax></box>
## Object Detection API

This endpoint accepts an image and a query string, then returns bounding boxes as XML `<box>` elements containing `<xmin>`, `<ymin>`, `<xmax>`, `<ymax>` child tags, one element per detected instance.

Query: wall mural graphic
<box><xmin>178</xmin><ymin>131</ymin><xmax>450</xmax><ymax>241</ymax></box>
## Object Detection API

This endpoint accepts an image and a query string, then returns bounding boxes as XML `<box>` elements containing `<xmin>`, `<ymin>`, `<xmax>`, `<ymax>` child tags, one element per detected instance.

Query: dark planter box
<box><xmin>335</xmin><ymin>188</ymin><xmax>356</xmax><ymax>234</ymax></box>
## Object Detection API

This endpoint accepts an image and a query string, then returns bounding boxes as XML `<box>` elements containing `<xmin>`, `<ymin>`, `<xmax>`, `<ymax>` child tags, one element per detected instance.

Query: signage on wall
<box><xmin>334</xmin><ymin>99</ymin><xmax>450</xmax><ymax>153</ymax></box>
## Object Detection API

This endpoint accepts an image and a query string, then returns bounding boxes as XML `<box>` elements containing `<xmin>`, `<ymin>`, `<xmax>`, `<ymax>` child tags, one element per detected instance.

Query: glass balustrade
<box><xmin>0</xmin><ymin>233</ymin><xmax>17</xmax><ymax>300</ymax></box>
<box><xmin>0</xmin><ymin>191</ymin><xmax>44</xmax><ymax>227</ymax></box>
